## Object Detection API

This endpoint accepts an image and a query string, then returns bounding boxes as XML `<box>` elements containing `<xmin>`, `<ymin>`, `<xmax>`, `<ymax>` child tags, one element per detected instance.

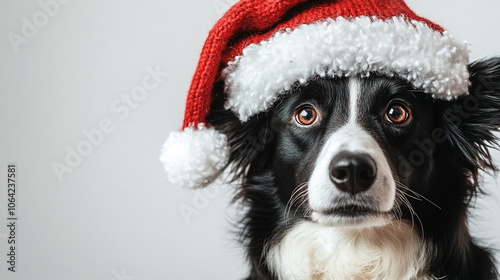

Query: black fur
<box><xmin>207</xmin><ymin>57</ymin><xmax>500</xmax><ymax>279</ymax></box>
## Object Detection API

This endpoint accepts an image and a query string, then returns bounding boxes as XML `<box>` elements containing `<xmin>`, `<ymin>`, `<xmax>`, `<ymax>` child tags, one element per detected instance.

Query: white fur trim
<box><xmin>223</xmin><ymin>16</ymin><xmax>470</xmax><ymax>121</ymax></box>
<box><xmin>160</xmin><ymin>124</ymin><xmax>229</xmax><ymax>188</ymax></box>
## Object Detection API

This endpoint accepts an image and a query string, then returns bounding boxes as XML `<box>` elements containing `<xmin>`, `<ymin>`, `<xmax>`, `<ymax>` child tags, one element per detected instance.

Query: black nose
<box><xmin>329</xmin><ymin>151</ymin><xmax>377</xmax><ymax>195</ymax></box>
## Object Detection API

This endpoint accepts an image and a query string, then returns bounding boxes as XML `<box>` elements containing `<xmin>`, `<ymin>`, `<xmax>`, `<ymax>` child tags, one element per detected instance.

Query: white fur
<box><xmin>308</xmin><ymin>78</ymin><xmax>395</xmax><ymax>226</ymax></box>
<box><xmin>267</xmin><ymin>221</ymin><xmax>435</xmax><ymax>280</ymax></box>
<box><xmin>349</xmin><ymin>77</ymin><xmax>359</xmax><ymax>123</ymax></box>
<box><xmin>160</xmin><ymin>123</ymin><xmax>229</xmax><ymax>188</ymax></box>
<box><xmin>223</xmin><ymin>16</ymin><xmax>470</xmax><ymax>122</ymax></box>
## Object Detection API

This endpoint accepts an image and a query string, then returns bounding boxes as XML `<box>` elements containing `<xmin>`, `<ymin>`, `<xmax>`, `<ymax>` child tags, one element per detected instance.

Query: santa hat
<box><xmin>160</xmin><ymin>0</ymin><xmax>470</xmax><ymax>188</ymax></box>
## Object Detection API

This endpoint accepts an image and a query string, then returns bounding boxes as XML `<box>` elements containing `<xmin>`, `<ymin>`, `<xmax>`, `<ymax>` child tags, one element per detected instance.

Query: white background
<box><xmin>0</xmin><ymin>0</ymin><xmax>499</xmax><ymax>279</ymax></box>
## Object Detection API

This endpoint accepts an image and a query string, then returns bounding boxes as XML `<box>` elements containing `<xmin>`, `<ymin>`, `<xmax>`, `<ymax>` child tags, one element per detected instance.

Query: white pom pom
<box><xmin>160</xmin><ymin>124</ymin><xmax>230</xmax><ymax>188</ymax></box>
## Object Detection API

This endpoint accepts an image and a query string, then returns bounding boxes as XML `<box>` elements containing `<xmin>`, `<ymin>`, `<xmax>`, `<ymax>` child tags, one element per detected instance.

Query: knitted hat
<box><xmin>160</xmin><ymin>0</ymin><xmax>470</xmax><ymax>188</ymax></box>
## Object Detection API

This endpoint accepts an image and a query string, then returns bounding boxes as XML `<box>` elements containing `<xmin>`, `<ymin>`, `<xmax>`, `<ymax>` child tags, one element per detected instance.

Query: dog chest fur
<box><xmin>267</xmin><ymin>221</ymin><xmax>434</xmax><ymax>280</ymax></box>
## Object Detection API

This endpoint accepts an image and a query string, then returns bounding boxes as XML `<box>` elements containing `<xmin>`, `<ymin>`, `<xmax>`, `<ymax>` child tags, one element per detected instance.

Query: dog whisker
<box><xmin>394</xmin><ymin>186</ymin><xmax>426</xmax><ymax>239</ymax></box>
<box><xmin>396</xmin><ymin>181</ymin><xmax>441</xmax><ymax>210</ymax></box>
<box><xmin>292</xmin><ymin>196</ymin><xmax>310</xmax><ymax>218</ymax></box>
<box><xmin>284</xmin><ymin>182</ymin><xmax>309</xmax><ymax>227</ymax></box>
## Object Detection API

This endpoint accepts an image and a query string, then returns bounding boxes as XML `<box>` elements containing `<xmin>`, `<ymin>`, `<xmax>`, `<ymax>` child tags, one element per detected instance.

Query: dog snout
<box><xmin>329</xmin><ymin>151</ymin><xmax>377</xmax><ymax>195</ymax></box>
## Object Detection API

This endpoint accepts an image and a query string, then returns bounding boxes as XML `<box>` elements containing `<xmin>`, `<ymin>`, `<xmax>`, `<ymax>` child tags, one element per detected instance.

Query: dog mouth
<box><xmin>311</xmin><ymin>205</ymin><xmax>391</xmax><ymax>227</ymax></box>
<box><xmin>321</xmin><ymin>205</ymin><xmax>381</xmax><ymax>217</ymax></box>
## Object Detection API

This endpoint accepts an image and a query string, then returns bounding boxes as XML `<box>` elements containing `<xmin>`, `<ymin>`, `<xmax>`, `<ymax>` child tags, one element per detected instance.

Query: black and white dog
<box><xmin>207</xmin><ymin>58</ymin><xmax>500</xmax><ymax>279</ymax></box>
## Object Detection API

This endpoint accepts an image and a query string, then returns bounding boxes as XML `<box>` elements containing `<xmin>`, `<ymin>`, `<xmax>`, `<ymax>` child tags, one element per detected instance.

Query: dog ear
<box><xmin>440</xmin><ymin>57</ymin><xmax>500</xmax><ymax>173</ymax></box>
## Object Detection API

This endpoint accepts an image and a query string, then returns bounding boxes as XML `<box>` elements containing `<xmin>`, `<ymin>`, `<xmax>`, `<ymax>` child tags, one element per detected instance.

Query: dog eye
<box><xmin>386</xmin><ymin>104</ymin><xmax>410</xmax><ymax>124</ymax></box>
<box><xmin>295</xmin><ymin>106</ymin><xmax>318</xmax><ymax>125</ymax></box>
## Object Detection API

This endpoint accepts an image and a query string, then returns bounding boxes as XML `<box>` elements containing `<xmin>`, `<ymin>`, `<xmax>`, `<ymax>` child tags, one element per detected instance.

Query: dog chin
<box><xmin>311</xmin><ymin>211</ymin><xmax>392</xmax><ymax>228</ymax></box>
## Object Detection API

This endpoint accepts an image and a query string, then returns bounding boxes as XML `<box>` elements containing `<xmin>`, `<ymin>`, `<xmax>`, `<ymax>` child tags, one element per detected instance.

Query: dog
<box><xmin>206</xmin><ymin>57</ymin><xmax>500</xmax><ymax>279</ymax></box>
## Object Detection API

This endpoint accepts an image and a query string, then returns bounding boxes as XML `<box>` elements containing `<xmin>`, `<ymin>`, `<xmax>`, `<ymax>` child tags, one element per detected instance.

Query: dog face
<box><xmin>270</xmin><ymin>75</ymin><xmax>437</xmax><ymax>227</ymax></box>
<box><xmin>208</xmin><ymin>58</ymin><xmax>500</xmax><ymax>231</ymax></box>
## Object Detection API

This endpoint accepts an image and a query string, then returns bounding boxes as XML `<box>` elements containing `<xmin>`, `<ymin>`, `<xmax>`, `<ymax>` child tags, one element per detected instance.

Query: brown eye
<box><xmin>386</xmin><ymin>104</ymin><xmax>410</xmax><ymax>124</ymax></box>
<box><xmin>295</xmin><ymin>107</ymin><xmax>318</xmax><ymax>125</ymax></box>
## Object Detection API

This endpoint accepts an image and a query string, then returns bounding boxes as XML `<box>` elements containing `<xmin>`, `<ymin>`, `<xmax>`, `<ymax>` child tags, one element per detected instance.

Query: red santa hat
<box><xmin>160</xmin><ymin>0</ymin><xmax>470</xmax><ymax>188</ymax></box>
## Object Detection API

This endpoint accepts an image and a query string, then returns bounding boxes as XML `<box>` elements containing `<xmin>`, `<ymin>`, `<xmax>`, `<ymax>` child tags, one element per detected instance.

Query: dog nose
<box><xmin>329</xmin><ymin>151</ymin><xmax>377</xmax><ymax>195</ymax></box>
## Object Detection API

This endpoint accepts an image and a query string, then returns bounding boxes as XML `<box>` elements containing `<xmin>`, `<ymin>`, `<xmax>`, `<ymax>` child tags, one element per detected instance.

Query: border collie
<box><xmin>207</xmin><ymin>58</ymin><xmax>500</xmax><ymax>279</ymax></box>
